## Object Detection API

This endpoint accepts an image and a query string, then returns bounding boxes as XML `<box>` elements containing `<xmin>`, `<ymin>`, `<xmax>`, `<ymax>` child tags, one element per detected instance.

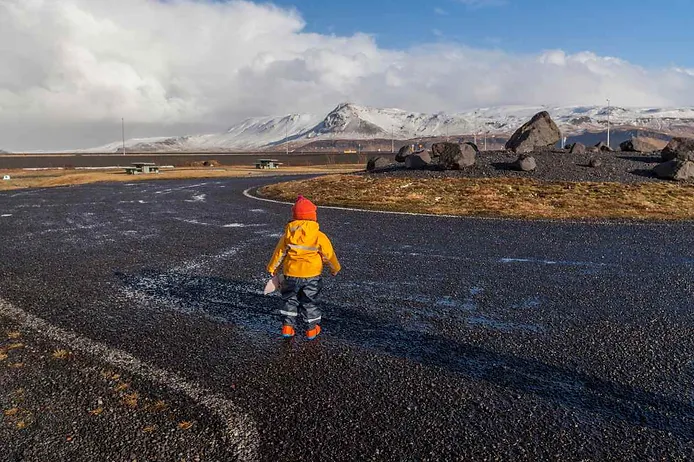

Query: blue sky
<box><xmin>267</xmin><ymin>0</ymin><xmax>694</xmax><ymax>68</ymax></box>
<box><xmin>5</xmin><ymin>0</ymin><xmax>694</xmax><ymax>150</ymax></box>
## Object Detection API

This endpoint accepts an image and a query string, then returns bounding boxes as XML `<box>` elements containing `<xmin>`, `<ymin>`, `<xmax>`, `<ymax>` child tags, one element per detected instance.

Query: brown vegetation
<box><xmin>0</xmin><ymin>165</ymin><xmax>361</xmax><ymax>191</ymax></box>
<box><xmin>259</xmin><ymin>174</ymin><xmax>694</xmax><ymax>221</ymax></box>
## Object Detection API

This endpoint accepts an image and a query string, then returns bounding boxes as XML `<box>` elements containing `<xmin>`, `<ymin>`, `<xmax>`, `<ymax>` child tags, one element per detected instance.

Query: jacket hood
<box><xmin>286</xmin><ymin>220</ymin><xmax>320</xmax><ymax>245</ymax></box>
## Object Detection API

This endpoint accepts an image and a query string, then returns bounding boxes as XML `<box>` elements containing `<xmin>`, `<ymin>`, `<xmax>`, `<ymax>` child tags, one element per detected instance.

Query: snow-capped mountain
<box><xmin>83</xmin><ymin>103</ymin><xmax>694</xmax><ymax>153</ymax></box>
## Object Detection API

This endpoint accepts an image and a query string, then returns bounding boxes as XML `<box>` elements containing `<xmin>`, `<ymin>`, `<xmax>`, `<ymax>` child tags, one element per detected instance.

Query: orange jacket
<box><xmin>267</xmin><ymin>220</ymin><xmax>341</xmax><ymax>278</ymax></box>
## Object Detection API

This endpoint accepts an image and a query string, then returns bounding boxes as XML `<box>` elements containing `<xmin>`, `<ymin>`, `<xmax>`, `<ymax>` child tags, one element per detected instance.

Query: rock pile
<box><xmin>661</xmin><ymin>137</ymin><xmax>694</xmax><ymax>161</ymax></box>
<box><xmin>405</xmin><ymin>151</ymin><xmax>432</xmax><ymax>169</ymax></box>
<box><xmin>505</xmin><ymin>111</ymin><xmax>561</xmax><ymax>153</ymax></box>
<box><xmin>595</xmin><ymin>141</ymin><xmax>614</xmax><ymax>152</ymax></box>
<box><xmin>569</xmin><ymin>142</ymin><xmax>586</xmax><ymax>154</ymax></box>
<box><xmin>653</xmin><ymin>159</ymin><xmax>694</xmax><ymax>181</ymax></box>
<box><xmin>432</xmin><ymin>142</ymin><xmax>476</xmax><ymax>170</ymax></box>
<box><xmin>512</xmin><ymin>154</ymin><xmax>537</xmax><ymax>172</ymax></box>
<box><xmin>391</xmin><ymin>141</ymin><xmax>477</xmax><ymax>171</ymax></box>
<box><xmin>366</xmin><ymin>156</ymin><xmax>391</xmax><ymax>172</ymax></box>
<box><xmin>620</xmin><ymin>138</ymin><xmax>659</xmax><ymax>153</ymax></box>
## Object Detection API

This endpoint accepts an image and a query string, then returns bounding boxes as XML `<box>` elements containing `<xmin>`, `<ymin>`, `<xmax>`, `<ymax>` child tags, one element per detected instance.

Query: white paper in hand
<box><xmin>263</xmin><ymin>275</ymin><xmax>281</xmax><ymax>295</ymax></box>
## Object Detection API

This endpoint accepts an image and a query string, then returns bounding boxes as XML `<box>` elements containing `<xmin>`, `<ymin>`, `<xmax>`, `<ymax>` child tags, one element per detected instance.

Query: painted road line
<box><xmin>0</xmin><ymin>297</ymin><xmax>259</xmax><ymax>461</ymax></box>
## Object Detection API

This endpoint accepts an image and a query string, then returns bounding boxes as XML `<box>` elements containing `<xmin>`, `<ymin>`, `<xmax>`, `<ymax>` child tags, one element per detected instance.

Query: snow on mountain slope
<box><xmin>82</xmin><ymin>103</ymin><xmax>694</xmax><ymax>152</ymax></box>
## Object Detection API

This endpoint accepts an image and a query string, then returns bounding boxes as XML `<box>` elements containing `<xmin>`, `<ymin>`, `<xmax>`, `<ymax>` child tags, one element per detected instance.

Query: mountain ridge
<box><xmin>79</xmin><ymin>103</ymin><xmax>694</xmax><ymax>153</ymax></box>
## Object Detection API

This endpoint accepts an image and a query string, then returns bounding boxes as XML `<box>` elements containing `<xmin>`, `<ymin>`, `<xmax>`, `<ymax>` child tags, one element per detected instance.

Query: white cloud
<box><xmin>434</xmin><ymin>7</ymin><xmax>449</xmax><ymax>15</ymax></box>
<box><xmin>457</xmin><ymin>0</ymin><xmax>508</xmax><ymax>8</ymax></box>
<box><xmin>1</xmin><ymin>0</ymin><xmax>694</xmax><ymax>150</ymax></box>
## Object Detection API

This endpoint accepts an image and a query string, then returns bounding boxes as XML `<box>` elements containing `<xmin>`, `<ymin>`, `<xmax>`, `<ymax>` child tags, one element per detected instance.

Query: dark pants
<box><xmin>280</xmin><ymin>276</ymin><xmax>323</xmax><ymax>329</ymax></box>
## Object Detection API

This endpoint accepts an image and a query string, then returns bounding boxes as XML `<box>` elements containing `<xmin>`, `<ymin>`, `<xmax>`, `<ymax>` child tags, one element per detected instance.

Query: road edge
<box><xmin>0</xmin><ymin>297</ymin><xmax>260</xmax><ymax>461</ymax></box>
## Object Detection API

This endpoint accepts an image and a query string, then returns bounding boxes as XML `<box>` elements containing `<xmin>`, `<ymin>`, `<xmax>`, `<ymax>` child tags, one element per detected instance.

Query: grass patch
<box><xmin>0</xmin><ymin>165</ymin><xmax>361</xmax><ymax>191</ymax></box>
<box><xmin>259</xmin><ymin>174</ymin><xmax>694</xmax><ymax>221</ymax></box>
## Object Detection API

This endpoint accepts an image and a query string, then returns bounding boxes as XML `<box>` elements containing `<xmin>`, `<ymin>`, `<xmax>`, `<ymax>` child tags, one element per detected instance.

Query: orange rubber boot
<box><xmin>306</xmin><ymin>325</ymin><xmax>321</xmax><ymax>340</ymax></box>
<box><xmin>282</xmin><ymin>325</ymin><xmax>295</xmax><ymax>338</ymax></box>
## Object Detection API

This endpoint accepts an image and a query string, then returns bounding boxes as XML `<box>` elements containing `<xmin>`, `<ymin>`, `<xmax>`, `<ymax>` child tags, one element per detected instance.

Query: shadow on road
<box><xmin>116</xmin><ymin>269</ymin><xmax>694</xmax><ymax>439</ymax></box>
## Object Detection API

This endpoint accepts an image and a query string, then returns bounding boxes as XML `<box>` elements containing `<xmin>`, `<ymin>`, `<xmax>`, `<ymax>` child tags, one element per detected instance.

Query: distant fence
<box><xmin>0</xmin><ymin>152</ymin><xmax>379</xmax><ymax>169</ymax></box>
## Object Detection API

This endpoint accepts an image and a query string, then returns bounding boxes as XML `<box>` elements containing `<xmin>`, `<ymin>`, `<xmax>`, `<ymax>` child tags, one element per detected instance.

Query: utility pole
<box><xmin>484</xmin><ymin>131</ymin><xmax>487</xmax><ymax>151</ymax></box>
<box><xmin>473</xmin><ymin>110</ymin><xmax>478</xmax><ymax>146</ymax></box>
<box><xmin>391</xmin><ymin>125</ymin><xmax>394</xmax><ymax>154</ymax></box>
<box><xmin>122</xmin><ymin>118</ymin><xmax>126</xmax><ymax>156</ymax></box>
<box><xmin>285</xmin><ymin>116</ymin><xmax>289</xmax><ymax>156</ymax></box>
<box><xmin>606</xmin><ymin>98</ymin><xmax>611</xmax><ymax>148</ymax></box>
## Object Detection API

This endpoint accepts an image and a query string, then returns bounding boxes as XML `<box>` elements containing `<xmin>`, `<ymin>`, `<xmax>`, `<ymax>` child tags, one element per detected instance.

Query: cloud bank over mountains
<box><xmin>2</xmin><ymin>0</ymin><xmax>694</xmax><ymax>150</ymax></box>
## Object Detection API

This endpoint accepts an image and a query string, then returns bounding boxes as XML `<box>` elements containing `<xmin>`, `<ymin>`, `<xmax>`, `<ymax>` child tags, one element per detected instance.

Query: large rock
<box><xmin>661</xmin><ymin>137</ymin><xmax>694</xmax><ymax>161</ymax></box>
<box><xmin>432</xmin><ymin>142</ymin><xmax>476</xmax><ymax>170</ymax></box>
<box><xmin>653</xmin><ymin>159</ymin><xmax>694</xmax><ymax>181</ymax></box>
<box><xmin>464</xmin><ymin>142</ymin><xmax>480</xmax><ymax>153</ymax></box>
<box><xmin>505</xmin><ymin>111</ymin><xmax>561</xmax><ymax>153</ymax></box>
<box><xmin>395</xmin><ymin>145</ymin><xmax>413</xmax><ymax>163</ymax></box>
<box><xmin>620</xmin><ymin>137</ymin><xmax>659</xmax><ymax>153</ymax></box>
<box><xmin>404</xmin><ymin>152</ymin><xmax>431</xmax><ymax>169</ymax></box>
<box><xmin>569</xmin><ymin>142</ymin><xmax>586</xmax><ymax>154</ymax></box>
<box><xmin>588</xmin><ymin>158</ymin><xmax>603</xmax><ymax>168</ymax></box>
<box><xmin>595</xmin><ymin>141</ymin><xmax>614</xmax><ymax>152</ymax></box>
<box><xmin>366</xmin><ymin>156</ymin><xmax>390</xmax><ymax>172</ymax></box>
<box><xmin>512</xmin><ymin>154</ymin><xmax>537</xmax><ymax>172</ymax></box>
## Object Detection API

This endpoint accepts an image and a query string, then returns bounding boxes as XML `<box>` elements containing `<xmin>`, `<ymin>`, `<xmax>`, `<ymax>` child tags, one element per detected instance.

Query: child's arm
<box><xmin>267</xmin><ymin>234</ymin><xmax>288</xmax><ymax>275</ymax></box>
<box><xmin>318</xmin><ymin>232</ymin><xmax>341</xmax><ymax>276</ymax></box>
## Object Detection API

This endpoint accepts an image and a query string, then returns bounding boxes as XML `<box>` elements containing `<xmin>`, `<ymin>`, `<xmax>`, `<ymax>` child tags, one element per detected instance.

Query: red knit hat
<box><xmin>292</xmin><ymin>195</ymin><xmax>317</xmax><ymax>221</ymax></box>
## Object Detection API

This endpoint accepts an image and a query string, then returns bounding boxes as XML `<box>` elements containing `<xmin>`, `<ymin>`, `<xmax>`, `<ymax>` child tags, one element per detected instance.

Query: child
<box><xmin>267</xmin><ymin>195</ymin><xmax>341</xmax><ymax>340</ymax></box>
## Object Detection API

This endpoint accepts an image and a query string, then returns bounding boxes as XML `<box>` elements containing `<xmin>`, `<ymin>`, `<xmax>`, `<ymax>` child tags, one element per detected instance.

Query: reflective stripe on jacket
<box><xmin>267</xmin><ymin>220</ymin><xmax>341</xmax><ymax>278</ymax></box>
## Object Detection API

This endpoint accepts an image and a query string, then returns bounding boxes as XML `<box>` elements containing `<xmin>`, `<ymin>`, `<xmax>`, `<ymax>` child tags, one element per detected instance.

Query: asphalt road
<box><xmin>1</xmin><ymin>178</ymin><xmax>694</xmax><ymax>461</ymax></box>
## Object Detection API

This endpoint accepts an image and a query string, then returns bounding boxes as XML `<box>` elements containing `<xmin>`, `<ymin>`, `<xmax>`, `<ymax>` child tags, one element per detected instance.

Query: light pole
<box><xmin>121</xmin><ymin>118</ymin><xmax>126</xmax><ymax>156</ymax></box>
<box><xmin>285</xmin><ymin>116</ymin><xmax>289</xmax><ymax>156</ymax></box>
<box><xmin>391</xmin><ymin>125</ymin><xmax>394</xmax><ymax>154</ymax></box>
<box><xmin>606</xmin><ymin>98</ymin><xmax>611</xmax><ymax>148</ymax></box>
<box><xmin>473</xmin><ymin>110</ymin><xmax>478</xmax><ymax>146</ymax></box>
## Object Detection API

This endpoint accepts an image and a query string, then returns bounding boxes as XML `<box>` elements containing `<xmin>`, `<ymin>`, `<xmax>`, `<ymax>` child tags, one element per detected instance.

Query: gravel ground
<box><xmin>374</xmin><ymin>150</ymin><xmax>664</xmax><ymax>183</ymax></box>
<box><xmin>1</xmin><ymin>178</ymin><xmax>693</xmax><ymax>460</ymax></box>
<box><xmin>0</xmin><ymin>321</ymin><xmax>236</xmax><ymax>461</ymax></box>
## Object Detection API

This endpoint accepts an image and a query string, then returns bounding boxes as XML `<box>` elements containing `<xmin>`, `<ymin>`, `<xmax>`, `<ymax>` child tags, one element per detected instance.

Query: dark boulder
<box><xmin>464</xmin><ymin>142</ymin><xmax>480</xmax><ymax>153</ymax></box>
<box><xmin>395</xmin><ymin>145</ymin><xmax>413</xmax><ymax>162</ymax></box>
<box><xmin>512</xmin><ymin>154</ymin><xmax>537</xmax><ymax>172</ymax></box>
<box><xmin>404</xmin><ymin>151</ymin><xmax>432</xmax><ymax>169</ymax></box>
<box><xmin>366</xmin><ymin>156</ymin><xmax>390</xmax><ymax>172</ymax></box>
<box><xmin>595</xmin><ymin>141</ymin><xmax>614</xmax><ymax>152</ymax></box>
<box><xmin>569</xmin><ymin>142</ymin><xmax>586</xmax><ymax>154</ymax></box>
<box><xmin>653</xmin><ymin>159</ymin><xmax>694</xmax><ymax>181</ymax></box>
<box><xmin>619</xmin><ymin>137</ymin><xmax>659</xmax><ymax>153</ymax></box>
<box><xmin>505</xmin><ymin>111</ymin><xmax>561</xmax><ymax>153</ymax></box>
<box><xmin>432</xmin><ymin>142</ymin><xmax>476</xmax><ymax>170</ymax></box>
<box><xmin>661</xmin><ymin>137</ymin><xmax>694</xmax><ymax>162</ymax></box>
<box><xmin>588</xmin><ymin>158</ymin><xmax>603</xmax><ymax>168</ymax></box>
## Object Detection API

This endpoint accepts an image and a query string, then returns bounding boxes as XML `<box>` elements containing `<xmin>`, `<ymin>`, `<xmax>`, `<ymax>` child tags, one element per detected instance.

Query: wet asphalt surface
<box><xmin>1</xmin><ymin>177</ymin><xmax>694</xmax><ymax>461</ymax></box>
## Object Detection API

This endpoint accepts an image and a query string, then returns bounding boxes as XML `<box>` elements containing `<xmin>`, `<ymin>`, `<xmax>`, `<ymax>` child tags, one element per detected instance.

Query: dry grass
<box><xmin>177</xmin><ymin>421</ymin><xmax>194</xmax><ymax>430</ymax></box>
<box><xmin>0</xmin><ymin>165</ymin><xmax>361</xmax><ymax>191</ymax></box>
<box><xmin>259</xmin><ymin>174</ymin><xmax>694</xmax><ymax>221</ymax></box>
<box><xmin>51</xmin><ymin>349</ymin><xmax>71</xmax><ymax>360</ymax></box>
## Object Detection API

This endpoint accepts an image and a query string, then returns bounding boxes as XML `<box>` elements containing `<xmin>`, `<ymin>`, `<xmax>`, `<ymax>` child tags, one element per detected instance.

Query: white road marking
<box><xmin>155</xmin><ymin>183</ymin><xmax>211</xmax><ymax>195</ymax></box>
<box><xmin>0</xmin><ymin>297</ymin><xmax>259</xmax><ymax>461</ymax></box>
<box><xmin>224</xmin><ymin>223</ymin><xmax>265</xmax><ymax>228</ymax></box>
<box><xmin>1</xmin><ymin>214</ymin><xmax>11</xmax><ymax>217</ymax></box>
<box><xmin>186</xmin><ymin>194</ymin><xmax>207</xmax><ymax>203</ymax></box>
<box><xmin>500</xmin><ymin>257</ymin><xmax>607</xmax><ymax>267</ymax></box>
